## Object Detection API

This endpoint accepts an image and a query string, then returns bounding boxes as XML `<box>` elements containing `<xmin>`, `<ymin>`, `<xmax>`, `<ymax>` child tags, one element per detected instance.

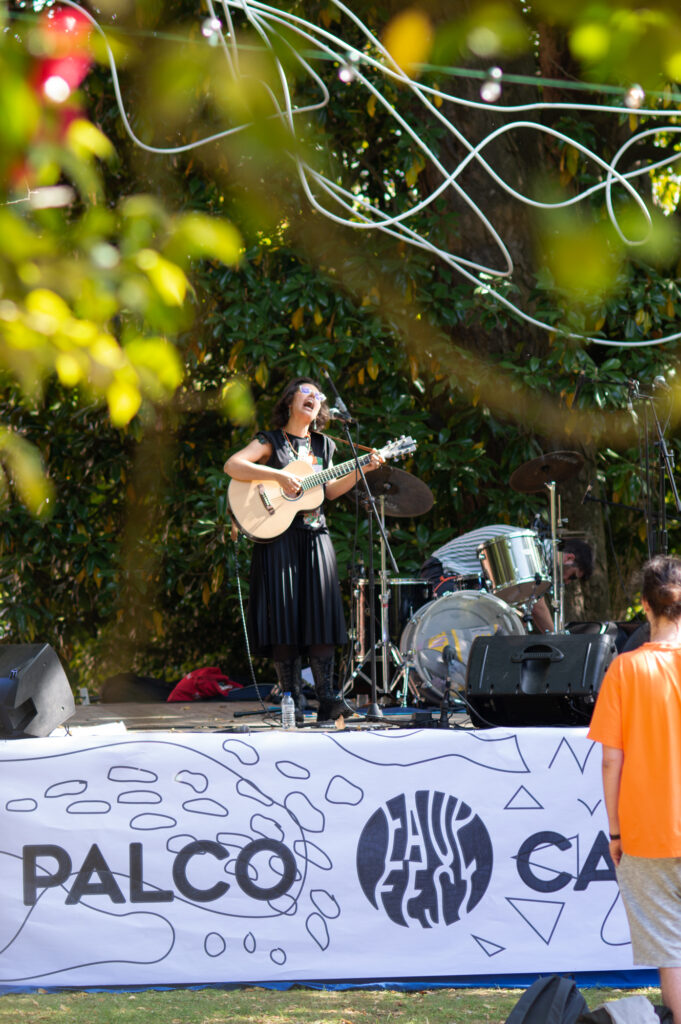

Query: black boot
<box><xmin>272</xmin><ymin>657</ymin><xmax>305</xmax><ymax>726</ymax></box>
<box><xmin>309</xmin><ymin>654</ymin><xmax>353</xmax><ymax>722</ymax></box>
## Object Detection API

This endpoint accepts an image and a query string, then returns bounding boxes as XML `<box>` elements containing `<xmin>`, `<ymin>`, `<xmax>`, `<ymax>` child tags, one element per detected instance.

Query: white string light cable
<box><xmin>19</xmin><ymin>0</ymin><xmax>681</xmax><ymax>348</ymax></box>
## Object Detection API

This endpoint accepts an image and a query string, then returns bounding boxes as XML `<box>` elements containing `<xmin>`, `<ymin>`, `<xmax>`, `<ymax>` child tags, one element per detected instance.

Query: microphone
<box><xmin>626</xmin><ymin>379</ymin><xmax>638</xmax><ymax>416</ymax></box>
<box><xmin>328</xmin><ymin>406</ymin><xmax>356</xmax><ymax>424</ymax></box>
<box><xmin>442</xmin><ymin>644</ymin><xmax>454</xmax><ymax>666</ymax></box>
<box><xmin>581</xmin><ymin>484</ymin><xmax>593</xmax><ymax>505</ymax></box>
<box><xmin>653</xmin><ymin>375</ymin><xmax>671</xmax><ymax>392</ymax></box>
<box><xmin>319</xmin><ymin>368</ymin><xmax>356</xmax><ymax>423</ymax></box>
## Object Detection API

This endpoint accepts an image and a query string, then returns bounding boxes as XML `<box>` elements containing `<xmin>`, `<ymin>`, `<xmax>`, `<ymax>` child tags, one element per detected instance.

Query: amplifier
<box><xmin>465</xmin><ymin>633</ymin><xmax>617</xmax><ymax>727</ymax></box>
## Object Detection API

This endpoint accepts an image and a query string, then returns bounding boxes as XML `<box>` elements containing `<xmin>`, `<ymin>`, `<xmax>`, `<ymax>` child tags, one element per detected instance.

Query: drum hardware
<box><xmin>546</xmin><ymin>480</ymin><xmax>564</xmax><ymax>632</ymax></box>
<box><xmin>343</xmin><ymin>495</ymin><xmax>406</xmax><ymax>701</ymax></box>
<box><xmin>343</xmin><ymin>467</ymin><xmax>435</xmax><ymax>703</ymax></box>
<box><xmin>509</xmin><ymin>450</ymin><xmax>586</xmax><ymax>634</ymax></box>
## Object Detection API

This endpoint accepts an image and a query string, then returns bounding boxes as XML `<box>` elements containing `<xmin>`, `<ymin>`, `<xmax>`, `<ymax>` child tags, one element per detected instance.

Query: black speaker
<box><xmin>0</xmin><ymin>644</ymin><xmax>75</xmax><ymax>738</ymax></box>
<box><xmin>465</xmin><ymin>633</ymin><xmax>617</xmax><ymax>727</ymax></box>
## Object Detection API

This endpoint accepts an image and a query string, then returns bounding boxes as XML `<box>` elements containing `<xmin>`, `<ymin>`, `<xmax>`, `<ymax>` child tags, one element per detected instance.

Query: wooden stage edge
<box><xmin>64</xmin><ymin>700</ymin><xmax>469</xmax><ymax>733</ymax></box>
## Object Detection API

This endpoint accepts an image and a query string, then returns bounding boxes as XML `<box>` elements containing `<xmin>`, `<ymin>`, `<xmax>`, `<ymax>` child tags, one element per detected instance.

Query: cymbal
<box><xmin>509</xmin><ymin>450</ymin><xmax>584</xmax><ymax>493</ymax></box>
<box><xmin>346</xmin><ymin>465</ymin><xmax>434</xmax><ymax>517</ymax></box>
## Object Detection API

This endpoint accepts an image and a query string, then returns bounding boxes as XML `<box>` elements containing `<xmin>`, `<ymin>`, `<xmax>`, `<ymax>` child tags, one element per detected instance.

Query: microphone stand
<box><xmin>629</xmin><ymin>379</ymin><xmax>681</xmax><ymax>557</ymax></box>
<box><xmin>321</xmin><ymin>368</ymin><xmax>398</xmax><ymax>720</ymax></box>
<box><xmin>439</xmin><ymin>646</ymin><xmax>453</xmax><ymax>728</ymax></box>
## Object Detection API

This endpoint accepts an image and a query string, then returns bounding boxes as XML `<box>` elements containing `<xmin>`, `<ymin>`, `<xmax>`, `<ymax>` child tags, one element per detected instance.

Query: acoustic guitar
<box><xmin>228</xmin><ymin>435</ymin><xmax>417</xmax><ymax>541</ymax></box>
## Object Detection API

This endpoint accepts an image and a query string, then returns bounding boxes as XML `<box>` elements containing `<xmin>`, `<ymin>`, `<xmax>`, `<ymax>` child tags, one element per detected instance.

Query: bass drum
<box><xmin>399</xmin><ymin>590</ymin><xmax>526</xmax><ymax>705</ymax></box>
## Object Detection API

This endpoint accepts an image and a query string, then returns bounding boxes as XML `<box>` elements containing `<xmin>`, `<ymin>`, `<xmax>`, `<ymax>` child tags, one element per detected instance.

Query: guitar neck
<box><xmin>300</xmin><ymin>452</ymin><xmax>373</xmax><ymax>492</ymax></box>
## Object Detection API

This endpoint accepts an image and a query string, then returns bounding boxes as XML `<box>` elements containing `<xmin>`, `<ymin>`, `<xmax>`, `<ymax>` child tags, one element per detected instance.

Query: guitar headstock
<box><xmin>380</xmin><ymin>435</ymin><xmax>417</xmax><ymax>462</ymax></box>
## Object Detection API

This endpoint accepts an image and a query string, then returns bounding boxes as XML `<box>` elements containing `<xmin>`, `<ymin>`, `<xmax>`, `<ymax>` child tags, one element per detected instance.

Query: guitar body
<box><xmin>228</xmin><ymin>460</ymin><xmax>324</xmax><ymax>541</ymax></box>
<box><xmin>227</xmin><ymin>436</ymin><xmax>417</xmax><ymax>541</ymax></box>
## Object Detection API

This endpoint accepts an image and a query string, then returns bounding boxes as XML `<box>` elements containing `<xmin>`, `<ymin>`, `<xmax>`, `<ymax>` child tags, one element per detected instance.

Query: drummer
<box><xmin>419</xmin><ymin>524</ymin><xmax>594</xmax><ymax>633</ymax></box>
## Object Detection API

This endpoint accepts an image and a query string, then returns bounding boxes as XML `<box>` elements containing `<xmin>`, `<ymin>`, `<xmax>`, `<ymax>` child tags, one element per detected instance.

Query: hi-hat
<box><xmin>509</xmin><ymin>451</ymin><xmax>584</xmax><ymax>493</ymax></box>
<box><xmin>346</xmin><ymin>465</ymin><xmax>434</xmax><ymax>517</ymax></box>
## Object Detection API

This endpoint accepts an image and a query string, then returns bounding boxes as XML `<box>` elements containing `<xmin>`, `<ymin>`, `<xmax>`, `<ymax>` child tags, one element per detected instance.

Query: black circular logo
<box><xmin>356</xmin><ymin>790</ymin><xmax>493</xmax><ymax>928</ymax></box>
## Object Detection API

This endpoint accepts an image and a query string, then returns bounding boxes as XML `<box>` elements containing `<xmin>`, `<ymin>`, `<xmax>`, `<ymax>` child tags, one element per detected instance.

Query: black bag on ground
<box><xmin>504</xmin><ymin>975</ymin><xmax>587</xmax><ymax>1024</ymax></box>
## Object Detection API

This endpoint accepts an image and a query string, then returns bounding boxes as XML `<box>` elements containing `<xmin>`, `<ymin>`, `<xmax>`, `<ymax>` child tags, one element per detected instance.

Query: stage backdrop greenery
<box><xmin>0</xmin><ymin>1</ymin><xmax>680</xmax><ymax>691</ymax></box>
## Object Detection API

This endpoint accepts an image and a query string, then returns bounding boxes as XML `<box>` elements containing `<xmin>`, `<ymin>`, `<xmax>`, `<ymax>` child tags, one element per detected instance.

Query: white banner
<box><xmin>0</xmin><ymin>727</ymin><xmax>640</xmax><ymax>987</ymax></box>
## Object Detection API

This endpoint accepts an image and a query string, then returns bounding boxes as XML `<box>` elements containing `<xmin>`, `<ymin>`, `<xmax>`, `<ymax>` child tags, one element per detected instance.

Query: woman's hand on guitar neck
<box><xmin>366</xmin><ymin>449</ymin><xmax>384</xmax><ymax>472</ymax></box>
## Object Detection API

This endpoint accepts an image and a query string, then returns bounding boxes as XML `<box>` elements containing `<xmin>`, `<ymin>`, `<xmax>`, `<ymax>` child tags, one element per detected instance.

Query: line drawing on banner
<box><xmin>327</xmin><ymin>730</ymin><xmax>530</xmax><ymax>772</ymax></box>
<box><xmin>40</xmin><ymin>0</ymin><xmax>681</xmax><ymax>350</ymax></box>
<box><xmin>548</xmin><ymin>737</ymin><xmax>597</xmax><ymax>774</ymax></box>
<box><xmin>0</xmin><ymin>738</ymin><xmax>347</xmax><ymax>981</ymax></box>
<box><xmin>0</xmin><ymin>848</ymin><xmax>176</xmax><ymax>980</ymax></box>
<box><xmin>601</xmin><ymin>891</ymin><xmax>633</xmax><ymax>948</ymax></box>
<box><xmin>577</xmin><ymin>798</ymin><xmax>603</xmax><ymax>817</ymax></box>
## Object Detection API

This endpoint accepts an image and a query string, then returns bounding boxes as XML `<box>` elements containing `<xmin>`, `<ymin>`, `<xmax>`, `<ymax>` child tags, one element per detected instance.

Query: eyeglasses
<box><xmin>299</xmin><ymin>384</ymin><xmax>326</xmax><ymax>403</ymax></box>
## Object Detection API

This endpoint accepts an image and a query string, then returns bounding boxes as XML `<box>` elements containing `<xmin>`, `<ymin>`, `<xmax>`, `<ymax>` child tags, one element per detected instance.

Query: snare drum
<box><xmin>476</xmin><ymin>530</ymin><xmax>550</xmax><ymax>606</ymax></box>
<box><xmin>399</xmin><ymin>590</ymin><xmax>526</xmax><ymax>705</ymax></box>
<box><xmin>433</xmin><ymin>573</ymin><xmax>484</xmax><ymax>597</ymax></box>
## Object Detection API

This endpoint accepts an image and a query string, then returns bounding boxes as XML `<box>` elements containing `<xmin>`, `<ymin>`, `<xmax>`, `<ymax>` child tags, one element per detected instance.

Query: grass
<box><xmin>0</xmin><ymin>985</ymin><xmax>663</xmax><ymax>1023</ymax></box>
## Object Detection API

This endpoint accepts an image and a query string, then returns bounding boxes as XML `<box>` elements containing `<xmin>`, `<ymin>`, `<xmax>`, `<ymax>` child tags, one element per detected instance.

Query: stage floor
<box><xmin>66</xmin><ymin>699</ymin><xmax>468</xmax><ymax>732</ymax></box>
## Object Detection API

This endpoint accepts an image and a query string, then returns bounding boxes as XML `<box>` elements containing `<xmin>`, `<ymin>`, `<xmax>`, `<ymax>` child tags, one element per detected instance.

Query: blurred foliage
<box><xmin>1</xmin><ymin>0</ymin><xmax>681</xmax><ymax>691</ymax></box>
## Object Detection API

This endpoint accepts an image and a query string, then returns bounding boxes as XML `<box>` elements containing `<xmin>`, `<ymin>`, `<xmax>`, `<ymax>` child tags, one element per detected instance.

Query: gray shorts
<box><xmin>617</xmin><ymin>853</ymin><xmax>681</xmax><ymax>966</ymax></box>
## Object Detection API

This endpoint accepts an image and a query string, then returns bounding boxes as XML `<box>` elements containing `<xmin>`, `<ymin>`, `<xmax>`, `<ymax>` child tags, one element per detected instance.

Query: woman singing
<box><xmin>224</xmin><ymin>376</ymin><xmax>381</xmax><ymax>725</ymax></box>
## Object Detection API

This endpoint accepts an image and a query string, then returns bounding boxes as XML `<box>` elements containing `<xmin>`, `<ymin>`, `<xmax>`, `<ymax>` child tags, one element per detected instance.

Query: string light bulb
<box><xmin>201</xmin><ymin>16</ymin><xmax>222</xmax><ymax>45</ymax></box>
<box><xmin>338</xmin><ymin>50</ymin><xmax>360</xmax><ymax>83</ymax></box>
<box><xmin>624</xmin><ymin>83</ymin><xmax>645</xmax><ymax>110</ymax></box>
<box><xmin>480</xmin><ymin>66</ymin><xmax>502</xmax><ymax>103</ymax></box>
<box><xmin>43</xmin><ymin>74</ymin><xmax>71</xmax><ymax>102</ymax></box>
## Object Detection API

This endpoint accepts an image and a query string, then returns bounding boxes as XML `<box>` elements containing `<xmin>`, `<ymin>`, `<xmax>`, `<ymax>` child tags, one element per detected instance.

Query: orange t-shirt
<box><xmin>588</xmin><ymin>641</ymin><xmax>681</xmax><ymax>858</ymax></box>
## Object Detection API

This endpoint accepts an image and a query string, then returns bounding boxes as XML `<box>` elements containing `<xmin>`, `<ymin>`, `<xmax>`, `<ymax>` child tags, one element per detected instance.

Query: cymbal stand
<box><xmin>545</xmin><ymin>480</ymin><xmax>565</xmax><ymax>632</ymax></box>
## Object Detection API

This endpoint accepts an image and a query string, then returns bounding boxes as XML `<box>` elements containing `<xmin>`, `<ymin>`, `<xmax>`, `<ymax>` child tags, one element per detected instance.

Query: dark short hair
<box><xmin>641</xmin><ymin>555</ymin><xmax>681</xmax><ymax>621</ymax></box>
<box><xmin>270</xmin><ymin>377</ymin><xmax>330</xmax><ymax>431</ymax></box>
<box><xmin>563</xmin><ymin>538</ymin><xmax>594</xmax><ymax>581</ymax></box>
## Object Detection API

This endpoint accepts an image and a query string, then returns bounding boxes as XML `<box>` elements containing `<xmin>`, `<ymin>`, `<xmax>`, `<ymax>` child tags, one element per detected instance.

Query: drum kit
<box><xmin>343</xmin><ymin>450</ymin><xmax>585</xmax><ymax>707</ymax></box>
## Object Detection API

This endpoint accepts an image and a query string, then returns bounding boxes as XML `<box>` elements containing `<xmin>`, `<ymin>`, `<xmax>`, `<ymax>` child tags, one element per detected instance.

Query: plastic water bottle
<box><xmin>281</xmin><ymin>692</ymin><xmax>296</xmax><ymax>730</ymax></box>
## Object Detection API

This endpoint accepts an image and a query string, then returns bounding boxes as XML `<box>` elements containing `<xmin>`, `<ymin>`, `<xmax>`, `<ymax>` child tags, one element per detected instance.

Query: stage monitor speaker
<box><xmin>465</xmin><ymin>633</ymin><xmax>617</xmax><ymax>727</ymax></box>
<box><xmin>0</xmin><ymin>643</ymin><xmax>75</xmax><ymax>738</ymax></box>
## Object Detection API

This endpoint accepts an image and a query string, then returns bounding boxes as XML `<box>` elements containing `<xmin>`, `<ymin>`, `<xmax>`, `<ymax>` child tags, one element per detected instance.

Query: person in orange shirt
<box><xmin>588</xmin><ymin>555</ymin><xmax>681</xmax><ymax>1023</ymax></box>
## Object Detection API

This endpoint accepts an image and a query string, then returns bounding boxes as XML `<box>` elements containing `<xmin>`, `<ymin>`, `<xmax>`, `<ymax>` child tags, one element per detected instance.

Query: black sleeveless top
<box><xmin>255</xmin><ymin>429</ymin><xmax>336</xmax><ymax>532</ymax></box>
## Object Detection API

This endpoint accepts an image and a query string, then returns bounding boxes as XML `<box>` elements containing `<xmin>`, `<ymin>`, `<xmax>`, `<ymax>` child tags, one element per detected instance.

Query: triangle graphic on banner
<box><xmin>504</xmin><ymin>785</ymin><xmax>543</xmax><ymax>810</ymax></box>
<box><xmin>506</xmin><ymin>897</ymin><xmax>565</xmax><ymax>945</ymax></box>
<box><xmin>471</xmin><ymin>934</ymin><xmax>505</xmax><ymax>957</ymax></box>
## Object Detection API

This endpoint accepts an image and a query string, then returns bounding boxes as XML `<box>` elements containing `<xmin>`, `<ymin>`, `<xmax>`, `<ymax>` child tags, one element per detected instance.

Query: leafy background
<box><xmin>1</xmin><ymin>0</ymin><xmax>681</xmax><ymax>692</ymax></box>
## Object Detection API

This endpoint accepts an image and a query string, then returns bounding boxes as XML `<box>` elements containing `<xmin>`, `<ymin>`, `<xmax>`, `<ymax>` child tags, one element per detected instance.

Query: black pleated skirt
<box><xmin>246</xmin><ymin>525</ymin><xmax>348</xmax><ymax>656</ymax></box>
